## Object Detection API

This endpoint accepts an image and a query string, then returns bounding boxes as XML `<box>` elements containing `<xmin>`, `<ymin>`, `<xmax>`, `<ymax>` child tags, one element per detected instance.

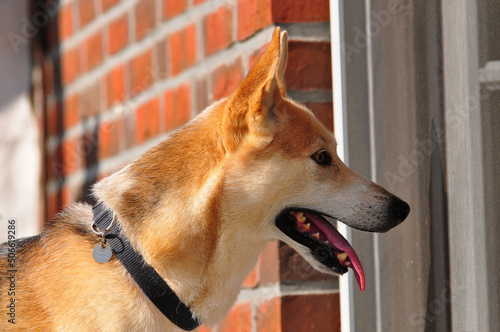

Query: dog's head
<box><xmin>220</xmin><ymin>28</ymin><xmax>410</xmax><ymax>291</ymax></box>
<box><xmin>94</xmin><ymin>28</ymin><xmax>409</xmax><ymax>297</ymax></box>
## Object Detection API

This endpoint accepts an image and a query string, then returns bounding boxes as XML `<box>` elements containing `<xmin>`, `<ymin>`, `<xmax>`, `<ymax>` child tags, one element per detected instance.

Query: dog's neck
<box><xmin>92</xmin><ymin>108</ymin><xmax>268</xmax><ymax>325</ymax></box>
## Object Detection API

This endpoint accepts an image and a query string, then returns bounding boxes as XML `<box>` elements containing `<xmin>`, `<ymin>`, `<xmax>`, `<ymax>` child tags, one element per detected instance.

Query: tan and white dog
<box><xmin>0</xmin><ymin>28</ymin><xmax>409</xmax><ymax>331</ymax></box>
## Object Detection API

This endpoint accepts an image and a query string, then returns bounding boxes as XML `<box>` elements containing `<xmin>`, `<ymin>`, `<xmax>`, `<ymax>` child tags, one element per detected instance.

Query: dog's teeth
<box><xmin>294</xmin><ymin>212</ymin><xmax>307</xmax><ymax>223</ymax></box>
<box><xmin>305</xmin><ymin>223</ymin><xmax>311</xmax><ymax>231</ymax></box>
<box><xmin>313</xmin><ymin>232</ymin><xmax>320</xmax><ymax>239</ymax></box>
<box><xmin>344</xmin><ymin>261</ymin><xmax>351</xmax><ymax>266</ymax></box>
<box><xmin>336</xmin><ymin>252</ymin><xmax>348</xmax><ymax>261</ymax></box>
<box><xmin>324</xmin><ymin>240</ymin><xmax>330</xmax><ymax>245</ymax></box>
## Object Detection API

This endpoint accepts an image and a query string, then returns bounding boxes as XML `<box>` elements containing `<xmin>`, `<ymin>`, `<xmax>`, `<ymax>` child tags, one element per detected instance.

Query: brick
<box><xmin>49</xmin><ymin>145</ymin><xmax>67</xmax><ymax>182</ymax></box>
<box><xmin>114</xmin><ymin>117</ymin><xmax>127</xmax><ymax>153</ymax></box>
<box><xmin>242</xmin><ymin>265</ymin><xmax>259</xmax><ymax>288</ymax></box>
<box><xmin>62</xmin><ymin>184</ymin><xmax>75</xmax><ymax>207</ymax></box>
<box><xmin>164</xmin><ymin>90</ymin><xmax>175</xmax><ymax>131</ymax></box>
<box><xmin>46</xmin><ymin>191</ymin><xmax>59</xmax><ymax>222</ymax></box>
<box><xmin>204</xmin><ymin>6</ymin><xmax>233</xmax><ymax>55</ymax></box>
<box><xmin>84</xmin><ymin>31</ymin><xmax>103</xmax><ymax>70</ymax></box>
<box><xmin>43</xmin><ymin>58</ymin><xmax>55</xmax><ymax>95</ymax></box>
<box><xmin>115</xmin><ymin>117</ymin><xmax>127</xmax><ymax>152</ymax></box>
<box><xmin>135</xmin><ymin>0</ymin><xmax>156</xmax><ymax>41</ymax></box>
<box><xmin>248</xmin><ymin>43</ymin><xmax>269</xmax><ymax>71</ymax></box>
<box><xmin>237</xmin><ymin>0</ymin><xmax>272</xmax><ymax>40</ymax></box>
<box><xmin>81</xmin><ymin>129</ymin><xmax>99</xmax><ymax>168</ymax></box>
<box><xmin>281</xmin><ymin>294</ymin><xmax>341</xmax><ymax>331</ymax></box>
<box><xmin>285</xmin><ymin>41</ymin><xmax>332</xmax><ymax>90</ymax></box>
<box><xmin>129</xmin><ymin>49</ymin><xmax>153</xmax><ymax>96</ymax></box>
<box><xmin>98</xmin><ymin>120</ymin><xmax>120</xmax><ymax>159</ymax></box>
<box><xmin>123</xmin><ymin>107</ymin><xmax>137</xmax><ymax>150</ymax></box>
<box><xmin>136</xmin><ymin>97</ymin><xmax>160</xmax><ymax>144</ymax></box>
<box><xmin>256</xmin><ymin>297</ymin><xmax>281</xmax><ymax>332</ymax></box>
<box><xmin>216</xmin><ymin>302</ymin><xmax>252</xmax><ymax>332</ymax></box>
<box><xmin>279</xmin><ymin>242</ymin><xmax>329</xmax><ymax>282</ymax></box>
<box><xmin>195</xmin><ymin>77</ymin><xmax>209</xmax><ymax>114</ymax></box>
<box><xmin>61</xmin><ymin>47</ymin><xmax>80</xmax><ymax>85</ymax></box>
<box><xmin>259</xmin><ymin>241</ymin><xmax>280</xmax><ymax>284</ymax></box>
<box><xmin>60</xmin><ymin>137</ymin><xmax>81</xmax><ymax>176</ymax></box>
<box><xmin>58</xmin><ymin>3</ymin><xmax>73</xmax><ymax>41</ymax></box>
<box><xmin>78</xmin><ymin>0</ymin><xmax>95</xmax><ymax>28</ymax></box>
<box><xmin>176</xmin><ymin>83</ymin><xmax>191</xmax><ymax>126</ymax></box>
<box><xmin>63</xmin><ymin>94</ymin><xmax>79</xmax><ymax>129</ymax></box>
<box><xmin>102</xmin><ymin>0</ymin><xmax>121</xmax><ymax>12</ymax></box>
<box><xmin>45</xmin><ymin>147</ymin><xmax>59</xmax><ymax>182</ymax></box>
<box><xmin>163</xmin><ymin>0</ymin><xmax>188</xmax><ymax>19</ymax></box>
<box><xmin>164</xmin><ymin>82</ymin><xmax>192</xmax><ymax>131</ymax></box>
<box><xmin>78</xmin><ymin>82</ymin><xmax>102</xmax><ymax>119</ymax></box>
<box><xmin>305</xmin><ymin>102</ymin><xmax>333</xmax><ymax>132</ymax></box>
<box><xmin>101</xmin><ymin>78</ymin><xmax>109</xmax><ymax>110</ymax></box>
<box><xmin>106</xmin><ymin>64</ymin><xmax>127</xmax><ymax>105</ymax></box>
<box><xmin>109</xmin><ymin>14</ymin><xmax>129</xmax><ymax>54</ymax></box>
<box><xmin>185</xmin><ymin>24</ymin><xmax>197</xmax><ymax>69</ymax></box>
<box><xmin>211</xmin><ymin>58</ymin><xmax>243</xmax><ymax>101</ymax></box>
<box><xmin>155</xmin><ymin>39</ymin><xmax>168</xmax><ymax>79</ymax></box>
<box><xmin>272</xmin><ymin>0</ymin><xmax>330</xmax><ymax>23</ymax></box>
<box><xmin>168</xmin><ymin>24</ymin><xmax>197</xmax><ymax>76</ymax></box>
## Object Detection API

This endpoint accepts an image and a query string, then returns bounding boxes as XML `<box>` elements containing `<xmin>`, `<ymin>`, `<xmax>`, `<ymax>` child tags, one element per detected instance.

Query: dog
<box><xmin>0</xmin><ymin>27</ymin><xmax>409</xmax><ymax>331</ymax></box>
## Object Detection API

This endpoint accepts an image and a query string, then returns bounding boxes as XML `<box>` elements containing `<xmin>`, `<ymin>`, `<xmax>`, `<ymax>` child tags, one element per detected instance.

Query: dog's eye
<box><xmin>311</xmin><ymin>149</ymin><xmax>332</xmax><ymax>166</ymax></box>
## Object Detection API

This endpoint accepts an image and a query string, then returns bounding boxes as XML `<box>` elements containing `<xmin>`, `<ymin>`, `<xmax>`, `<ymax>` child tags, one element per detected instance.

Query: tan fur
<box><xmin>0</xmin><ymin>28</ymin><xmax>407</xmax><ymax>331</ymax></box>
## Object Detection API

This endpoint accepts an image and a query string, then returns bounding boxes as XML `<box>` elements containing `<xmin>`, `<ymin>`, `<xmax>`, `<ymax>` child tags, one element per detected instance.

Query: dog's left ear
<box><xmin>223</xmin><ymin>27</ymin><xmax>288</xmax><ymax>152</ymax></box>
<box><xmin>255</xmin><ymin>28</ymin><xmax>288</xmax><ymax>127</ymax></box>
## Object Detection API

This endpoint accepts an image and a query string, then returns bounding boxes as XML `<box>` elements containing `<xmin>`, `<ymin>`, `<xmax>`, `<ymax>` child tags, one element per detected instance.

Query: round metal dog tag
<box><xmin>92</xmin><ymin>244</ymin><xmax>113</xmax><ymax>263</ymax></box>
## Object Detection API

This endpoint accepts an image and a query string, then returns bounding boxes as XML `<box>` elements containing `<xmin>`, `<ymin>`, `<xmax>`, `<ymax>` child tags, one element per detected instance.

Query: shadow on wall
<box><xmin>27</xmin><ymin>0</ymin><xmax>102</xmax><ymax>221</ymax></box>
<box><xmin>423</xmin><ymin>122</ymin><xmax>450</xmax><ymax>332</ymax></box>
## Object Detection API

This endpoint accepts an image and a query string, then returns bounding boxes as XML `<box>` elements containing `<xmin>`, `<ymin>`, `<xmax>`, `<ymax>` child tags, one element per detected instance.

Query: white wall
<box><xmin>0</xmin><ymin>0</ymin><xmax>41</xmax><ymax>242</ymax></box>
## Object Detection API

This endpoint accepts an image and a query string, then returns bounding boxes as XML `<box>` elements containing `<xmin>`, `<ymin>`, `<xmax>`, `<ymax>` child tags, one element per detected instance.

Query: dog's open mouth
<box><xmin>275</xmin><ymin>209</ymin><xmax>365</xmax><ymax>291</ymax></box>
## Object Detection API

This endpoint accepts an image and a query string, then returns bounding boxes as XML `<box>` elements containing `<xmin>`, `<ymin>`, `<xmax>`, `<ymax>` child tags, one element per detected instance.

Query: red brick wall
<box><xmin>39</xmin><ymin>0</ymin><xmax>337</xmax><ymax>330</ymax></box>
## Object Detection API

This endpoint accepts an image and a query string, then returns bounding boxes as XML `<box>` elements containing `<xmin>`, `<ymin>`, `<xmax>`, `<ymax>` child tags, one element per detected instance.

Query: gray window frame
<box><xmin>331</xmin><ymin>0</ymin><xmax>500</xmax><ymax>331</ymax></box>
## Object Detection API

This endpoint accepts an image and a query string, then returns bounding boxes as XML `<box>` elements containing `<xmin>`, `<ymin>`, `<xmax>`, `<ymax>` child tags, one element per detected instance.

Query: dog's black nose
<box><xmin>390</xmin><ymin>196</ymin><xmax>410</xmax><ymax>222</ymax></box>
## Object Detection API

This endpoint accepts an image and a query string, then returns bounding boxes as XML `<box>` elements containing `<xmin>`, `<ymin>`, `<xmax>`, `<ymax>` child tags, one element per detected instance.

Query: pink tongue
<box><xmin>304</xmin><ymin>213</ymin><xmax>365</xmax><ymax>291</ymax></box>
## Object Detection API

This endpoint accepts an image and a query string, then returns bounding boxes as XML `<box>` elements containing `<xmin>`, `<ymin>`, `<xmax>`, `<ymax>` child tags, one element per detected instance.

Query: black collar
<box><xmin>92</xmin><ymin>203</ymin><xmax>200</xmax><ymax>331</ymax></box>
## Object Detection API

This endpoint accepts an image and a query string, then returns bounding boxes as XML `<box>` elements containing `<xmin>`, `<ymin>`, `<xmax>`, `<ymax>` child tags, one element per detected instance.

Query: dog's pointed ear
<box><xmin>276</xmin><ymin>29</ymin><xmax>288</xmax><ymax>92</ymax></box>
<box><xmin>223</xmin><ymin>27</ymin><xmax>288</xmax><ymax>152</ymax></box>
